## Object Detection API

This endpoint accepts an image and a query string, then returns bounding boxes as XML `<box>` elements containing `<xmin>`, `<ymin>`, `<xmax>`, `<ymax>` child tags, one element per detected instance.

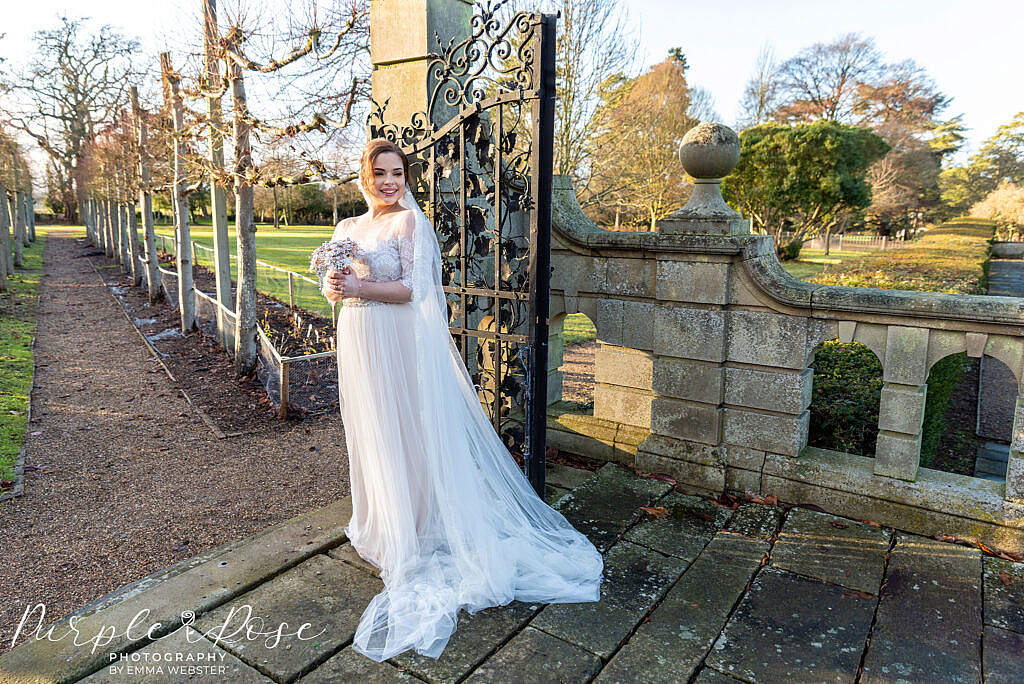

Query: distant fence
<box><xmin>778</xmin><ymin>233</ymin><xmax>912</xmax><ymax>252</ymax></box>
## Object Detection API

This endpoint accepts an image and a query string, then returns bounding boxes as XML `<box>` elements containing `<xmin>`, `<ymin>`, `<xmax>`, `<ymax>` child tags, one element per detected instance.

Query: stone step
<box><xmin>978</xmin><ymin>443</ymin><xmax>1010</xmax><ymax>463</ymax></box>
<box><xmin>983</xmin><ymin>555</ymin><xmax>1024</xmax><ymax>634</ymax></box>
<box><xmin>975</xmin><ymin>458</ymin><xmax>1008</xmax><ymax>477</ymax></box>
<box><xmin>770</xmin><ymin>506</ymin><xmax>892</xmax><ymax>595</ymax></box>
<box><xmin>191</xmin><ymin>553</ymin><xmax>382</xmax><ymax>683</ymax></box>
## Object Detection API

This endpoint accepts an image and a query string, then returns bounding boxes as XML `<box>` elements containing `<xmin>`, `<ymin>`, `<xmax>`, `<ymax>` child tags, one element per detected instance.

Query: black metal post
<box><xmin>526</xmin><ymin>12</ymin><xmax>556</xmax><ymax>497</ymax></box>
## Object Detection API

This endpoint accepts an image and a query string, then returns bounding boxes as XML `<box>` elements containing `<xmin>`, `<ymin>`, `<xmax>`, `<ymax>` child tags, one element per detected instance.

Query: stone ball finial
<box><xmin>677</xmin><ymin>123</ymin><xmax>741</xmax><ymax>180</ymax></box>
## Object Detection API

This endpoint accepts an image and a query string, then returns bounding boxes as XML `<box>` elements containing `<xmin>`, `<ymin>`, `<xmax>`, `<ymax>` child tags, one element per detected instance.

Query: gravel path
<box><xmin>0</xmin><ymin>230</ymin><xmax>352</xmax><ymax>655</ymax></box>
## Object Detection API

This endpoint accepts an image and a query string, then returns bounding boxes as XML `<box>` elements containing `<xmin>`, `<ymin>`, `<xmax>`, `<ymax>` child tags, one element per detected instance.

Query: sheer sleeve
<box><xmin>396</xmin><ymin>211</ymin><xmax>416</xmax><ymax>296</ymax></box>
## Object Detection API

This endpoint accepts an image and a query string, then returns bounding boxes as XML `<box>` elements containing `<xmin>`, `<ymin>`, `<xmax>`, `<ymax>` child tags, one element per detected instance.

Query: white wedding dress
<box><xmin>327</xmin><ymin>190</ymin><xmax>603</xmax><ymax>662</ymax></box>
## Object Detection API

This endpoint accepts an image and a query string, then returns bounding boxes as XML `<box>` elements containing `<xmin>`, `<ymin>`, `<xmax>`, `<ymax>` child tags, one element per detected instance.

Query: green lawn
<box><xmin>152</xmin><ymin>223</ymin><xmax>337</xmax><ymax>318</ymax></box>
<box><xmin>780</xmin><ymin>247</ymin><xmax>875</xmax><ymax>280</ymax></box>
<box><xmin>1</xmin><ymin>227</ymin><xmax>53</xmax><ymax>486</ymax></box>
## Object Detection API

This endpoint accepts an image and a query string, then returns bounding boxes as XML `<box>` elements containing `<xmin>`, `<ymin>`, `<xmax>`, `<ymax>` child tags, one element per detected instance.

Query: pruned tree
<box><xmin>3</xmin><ymin>16</ymin><xmax>139</xmax><ymax>221</ymax></box>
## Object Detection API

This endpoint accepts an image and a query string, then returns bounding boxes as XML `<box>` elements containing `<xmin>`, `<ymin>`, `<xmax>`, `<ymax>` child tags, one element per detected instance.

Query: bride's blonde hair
<box><xmin>360</xmin><ymin>139</ymin><xmax>411</xmax><ymax>195</ymax></box>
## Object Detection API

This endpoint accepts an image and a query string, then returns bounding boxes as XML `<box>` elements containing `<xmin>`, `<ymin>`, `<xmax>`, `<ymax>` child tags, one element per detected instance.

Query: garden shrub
<box><xmin>809</xmin><ymin>341</ymin><xmax>882</xmax><ymax>457</ymax></box>
<box><xmin>778</xmin><ymin>239</ymin><xmax>803</xmax><ymax>261</ymax></box>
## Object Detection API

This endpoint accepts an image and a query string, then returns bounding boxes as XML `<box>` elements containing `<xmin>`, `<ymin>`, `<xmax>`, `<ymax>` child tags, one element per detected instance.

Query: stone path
<box><xmin>976</xmin><ymin>259</ymin><xmax>1024</xmax><ymax>477</ymax></box>
<box><xmin>0</xmin><ymin>230</ymin><xmax>351</xmax><ymax>656</ymax></box>
<box><xmin>3</xmin><ymin>461</ymin><xmax>1022</xmax><ymax>683</ymax></box>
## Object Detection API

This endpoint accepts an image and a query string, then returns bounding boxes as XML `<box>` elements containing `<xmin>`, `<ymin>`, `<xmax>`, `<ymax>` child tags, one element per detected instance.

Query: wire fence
<box><xmin>151</xmin><ymin>234</ymin><xmax>340</xmax><ymax>418</ymax></box>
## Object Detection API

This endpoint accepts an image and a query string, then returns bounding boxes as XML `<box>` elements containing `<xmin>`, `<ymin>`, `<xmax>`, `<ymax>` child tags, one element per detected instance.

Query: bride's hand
<box><xmin>324</xmin><ymin>267</ymin><xmax>361</xmax><ymax>301</ymax></box>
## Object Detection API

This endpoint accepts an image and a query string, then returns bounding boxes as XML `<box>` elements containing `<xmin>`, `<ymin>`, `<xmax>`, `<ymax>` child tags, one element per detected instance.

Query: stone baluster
<box><xmin>874</xmin><ymin>325</ymin><xmax>930</xmax><ymax>481</ymax></box>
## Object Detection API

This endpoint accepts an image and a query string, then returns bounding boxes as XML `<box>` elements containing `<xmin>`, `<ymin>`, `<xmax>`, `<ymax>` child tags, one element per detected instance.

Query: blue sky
<box><xmin>628</xmin><ymin>0</ymin><xmax>1021</xmax><ymax>156</ymax></box>
<box><xmin>2</xmin><ymin>0</ymin><xmax>1020</xmax><ymax>158</ymax></box>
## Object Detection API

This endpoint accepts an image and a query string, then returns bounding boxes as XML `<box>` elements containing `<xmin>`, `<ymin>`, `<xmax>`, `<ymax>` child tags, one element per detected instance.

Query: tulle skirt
<box><xmin>336</xmin><ymin>299</ymin><xmax>603</xmax><ymax>661</ymax></box>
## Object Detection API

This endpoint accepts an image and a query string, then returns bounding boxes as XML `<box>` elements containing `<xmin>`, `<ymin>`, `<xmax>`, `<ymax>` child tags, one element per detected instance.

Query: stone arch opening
<box><xmin>807</xmin><ymin>339</ymin><xmax>883</xmax><ymax>457</ymax></box>
<box><xmin>918</xmin><ymin>351</ymin><xmax>978</xmax><ymax>476</ymax></box>
<box><xmin>551</xmin><ymin>311</ymin><xmax>597</xmax><ymax>410</ymax></box>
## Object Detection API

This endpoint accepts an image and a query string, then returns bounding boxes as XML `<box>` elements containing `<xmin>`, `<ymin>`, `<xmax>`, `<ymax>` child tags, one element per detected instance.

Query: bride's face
<box><xmin>368</xmin><ymin>152</ymin><xmax>406</xmax><ymax>207</ymax></box>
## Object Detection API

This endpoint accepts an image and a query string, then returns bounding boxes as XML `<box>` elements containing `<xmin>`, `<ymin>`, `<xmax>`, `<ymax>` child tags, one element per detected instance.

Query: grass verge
<box><xmin>1</xmin><ymin>228</ymin><xmax>48</xmax><ymax>486</ymax></box>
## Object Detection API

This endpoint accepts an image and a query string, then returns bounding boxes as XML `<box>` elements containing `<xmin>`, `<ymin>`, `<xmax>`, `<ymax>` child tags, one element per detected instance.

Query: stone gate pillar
<box><xmin>370</xmin><ymin>0</ymin><xmax>473</xmax><ymax>130</ymax></box>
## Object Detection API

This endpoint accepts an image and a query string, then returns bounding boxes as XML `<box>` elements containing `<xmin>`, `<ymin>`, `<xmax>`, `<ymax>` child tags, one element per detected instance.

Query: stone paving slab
<box><xmin>79</xmin><ymin>627</ymin><xmax>273</xmax><ymax>683</ymax></box>
<box><xmin>693</xmin><ymin>667</ymin><xmax>747</xmax><ymax>684</ymax></box>
<box><xmin>624</xmin><ymin>491</ymin><xmax>733</xmax><ymax>560</ymax></box>
<box><xmin>725</xmin><ymin>501</ymin><xmax>783</xmax><ymax>539</ymax></box>
<box><xmin>328</xmin><ymin>541</ymin><xmax>382</xmax><ymax>578</ymax></box>
<box><xmin>545</xmin><ymin>484</ymin><xmax>569</xmax><ymax>505</ymax></box>
<box><xmin>983</xmin><ymin>555</ymin><xmax>1024</xmax><ymax>633</ymax></box>
<box><xmin>860</xmin><ymin>534</ymin><xmax>982</xmax><ymax>684</ymax></box>
<box><xmin>302</xmin><ymin>646</ymin><xmax>420</xmax><ymax>683</ymax></box>
<box><xmin>530</xmin><ymin>540</ymin><xmax>687</xmax><ymax>659</ymax></box>
<box><xmin>553</xmin><ymin>463</ymin><xmax>673</xmax><ymax>552</ymax></box>
<box><xmin>705</xmin><ymin>565</ymin><xmax>876</xmax><ymax>684</ymax></box>
<box><xmin>596</xmin><ymin>532</ymin><xmax>767</xmax><ymax>684</ymax></box>
<box><xmin>192</xmin><ymin>553</ymin><xmax>382</xmax><ymax>682</ymax></box>
<box><xmin>0</xmin><ymin>498</ymin><xmax>353</xmax><ymax>684</ymax></box>
<box><xmin>983</xmin><ymin>625</ymin><xmax>1024</xmax><ymax>684</ymax></box>
<box><xmin>545</xmin><ymin>463</ymin><xmax>596</xmax><ymax>490</ymax></box>
<box><xmin>464</xmin><ymin>626</ymin><xmax>601</xmax><ymax>684</ymax></box>
<box><xmin>390</xmin><ymin>601</ymin><xmax>540</xmax><ymax>683</ymax></box>
<box><xmin>770</xmin><ymin>507</ymin><xmax>891</xmax><ymax>595</ymax></box>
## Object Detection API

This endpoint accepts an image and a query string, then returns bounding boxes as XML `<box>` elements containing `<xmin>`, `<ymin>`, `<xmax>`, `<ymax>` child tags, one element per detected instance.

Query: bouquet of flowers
<box><xmin>309</xmin><ymin>238</ymin><xmax>362</xmax><ymax>290</ymax></box>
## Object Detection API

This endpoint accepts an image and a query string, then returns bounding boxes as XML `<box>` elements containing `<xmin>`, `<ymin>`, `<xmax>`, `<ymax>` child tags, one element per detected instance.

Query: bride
<box><xmin>318</xmin><ymin>138</ymin><xmax>603</xmax><ymax>662</ymax></box>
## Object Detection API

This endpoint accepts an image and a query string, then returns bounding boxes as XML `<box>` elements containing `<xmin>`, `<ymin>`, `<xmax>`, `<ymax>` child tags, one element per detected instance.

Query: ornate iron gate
<box><xmin>368</xmin><ymin>2</ymin><xmax>556</xmax><ymax>496</ymax></box>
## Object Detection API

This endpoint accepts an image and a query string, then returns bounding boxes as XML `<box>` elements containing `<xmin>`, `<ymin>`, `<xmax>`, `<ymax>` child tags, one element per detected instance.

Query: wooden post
<box><xmin>162</xmin><ymin>52</ymin><xmax>196</xmax><ymax>333</ymax></box>
<box><xmin>131</xmin><ymin>86</ymin><xmax>162</xmax><ymax>302</ymax></box>
<box><xmin>227</xmin><ymin>31</ymin><xmax>258</xmax><ymax>375</ymax></box>
<box><xmin>287</xmin><ymin>271</ymin><xmax>294</xmax><ymax>308</ymax></box>
<box><xmin>279</xmin><ymin>362</ymin><xmax>289</xmax><ymax>419</ymax></box>
<box><xmin>204</xmin><ymin>0</ymin><xmax>234</xmax><ymax>350</ymax></box>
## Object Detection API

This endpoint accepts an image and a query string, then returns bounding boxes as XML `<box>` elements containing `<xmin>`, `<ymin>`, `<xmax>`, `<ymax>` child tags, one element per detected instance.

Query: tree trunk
<box><xmin>162</xmin><ymin>52</ymin><xmax>195</xmax><ymax>333</ymax></box>
<box><xmin>229</xmin><ymin>45</ymin><xmax>258</xmax><ymax>376</ymax></box>
<box><xmin>10</xmin><ymin>191</ymin><xmax>24</xmax><ymax>268</ymax></box>
<box><xmin>204</xmin><ymin>0</ymin><xmax>234</xmax><ymax>351</ymax></box>
<box><xmin>332</xmin><ymin>185</ymin><xmax>338</xmax><ymax>225</ymax></box>
<box><xmin>272</xmin><ymin>186</ymin><xmax>279</xmax><ymax>229</ymax></box>
<box><xmin>131</xmin><ymin>86</ymin><xmax>163</xmax><ymax>303</ymax></box>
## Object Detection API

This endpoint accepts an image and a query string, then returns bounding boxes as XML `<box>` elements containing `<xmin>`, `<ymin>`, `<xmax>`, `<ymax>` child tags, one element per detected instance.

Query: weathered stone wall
<box><xmin>545</xmin><ymin>124</ymin><xmax>1024</xmax><ymax>554</ymax></box>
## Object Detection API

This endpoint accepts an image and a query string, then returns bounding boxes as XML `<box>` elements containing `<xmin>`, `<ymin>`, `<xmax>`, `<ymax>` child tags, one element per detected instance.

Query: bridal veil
<box><xmin>346</xmin><ymin>186</ymin><xmax>603</xmax><ymax>661</ymax></box>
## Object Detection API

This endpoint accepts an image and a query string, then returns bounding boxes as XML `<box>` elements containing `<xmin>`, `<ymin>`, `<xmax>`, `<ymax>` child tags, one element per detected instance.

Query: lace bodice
<box><xmin>334</xmin><ymin>217</ymin><xmax>414</xmax><ymax>307</ymax></box>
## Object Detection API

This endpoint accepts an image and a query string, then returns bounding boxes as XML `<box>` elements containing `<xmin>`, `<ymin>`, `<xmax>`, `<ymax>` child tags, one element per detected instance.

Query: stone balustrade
<box><xmin>546</xmin><ymin>122</ymin><xmax>1024</xmax><ymax>553</ymax></box>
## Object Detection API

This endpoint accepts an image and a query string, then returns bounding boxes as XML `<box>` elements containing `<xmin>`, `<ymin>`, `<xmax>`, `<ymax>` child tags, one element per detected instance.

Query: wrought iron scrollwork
<box><xmin>366</xmin><ymin>0</ymin><xmax>553</xmax><ymax>495</ymax></box>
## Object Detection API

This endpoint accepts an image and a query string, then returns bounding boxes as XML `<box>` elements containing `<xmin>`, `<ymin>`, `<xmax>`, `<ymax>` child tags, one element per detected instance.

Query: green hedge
<box><xmin>808</xmin><ymin>219</ymin><xmax>995</xmax><ymax>467</ymax></box>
